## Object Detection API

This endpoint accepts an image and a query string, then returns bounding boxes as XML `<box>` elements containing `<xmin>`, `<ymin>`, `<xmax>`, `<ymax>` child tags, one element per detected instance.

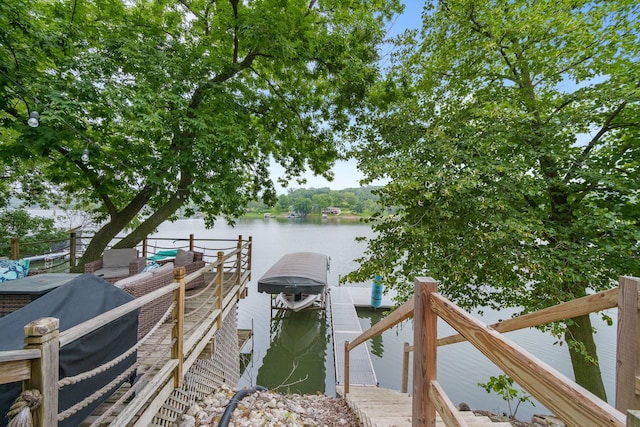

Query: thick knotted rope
<box><xmin>7</xmin><ymin>389</ymin><xmax>42</xmax><ymax>427</ymax></box>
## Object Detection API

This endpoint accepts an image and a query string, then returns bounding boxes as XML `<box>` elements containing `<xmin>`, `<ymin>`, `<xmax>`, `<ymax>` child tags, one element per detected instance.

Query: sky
<box><xmin>271</xmin><ymin>1</ymin><xmax>424</xmax><ymax>194</ymax></box>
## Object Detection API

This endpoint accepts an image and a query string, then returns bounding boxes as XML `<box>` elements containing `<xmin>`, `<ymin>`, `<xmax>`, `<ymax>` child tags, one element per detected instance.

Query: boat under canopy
<box><xmin>257</xmin><ymin>252</ymin><xmax>329</xmax><ymax>295</ymax></box>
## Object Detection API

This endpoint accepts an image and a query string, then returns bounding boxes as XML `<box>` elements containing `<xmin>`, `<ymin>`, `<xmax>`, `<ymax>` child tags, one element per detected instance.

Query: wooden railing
<box><xmin>6</xmin><ymin>231</ymin><xmax>253</xmax><ymax>276</ymax></box>
<box><xmin>343</xmin><ymin>276</ymin><xmax>640</xmax><ymax>427</ymax></box>
<box><xmin>0</xmin><ymin>239</ymin><xmax>252</xmax><ymax>426</ymax></box>
<box><xmin>4</xmin><ymin>230</ymin><xmax>81</xmax><ymax>273</ymax></box>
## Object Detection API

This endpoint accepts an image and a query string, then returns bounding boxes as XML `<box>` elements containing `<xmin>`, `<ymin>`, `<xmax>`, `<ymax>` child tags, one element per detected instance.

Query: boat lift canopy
<box><xmin>257</xmin><ymin>252</ymin><xmax>329</xmax><ymax>295</ymax></box>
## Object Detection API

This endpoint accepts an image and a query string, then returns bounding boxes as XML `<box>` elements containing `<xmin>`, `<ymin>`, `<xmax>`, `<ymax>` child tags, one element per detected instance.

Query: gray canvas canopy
<box><xmin>257</xmin><ymin>252</ymin><xmax>329</xmax><ymax>295</ymax></box>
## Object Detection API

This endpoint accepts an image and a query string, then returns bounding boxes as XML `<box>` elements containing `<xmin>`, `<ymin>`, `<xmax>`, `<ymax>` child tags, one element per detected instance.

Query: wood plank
<box><xmin>438</xmin><ymin>287</ymin><xmax>619</xmax><ymax>347</ymax></box>
<box><xmin>347</xmin><ymin>296</ymin><xmax>414</xmax><ymax>351</ymax></box>
<box><xmin>431</xmin><ymin>292</ymin><xmax>625</xmax><ymax>427</ymax></box>
<box><xmin>60</xmin><ymin>283</ymin><xmax>180</xmax><ymax>346</ymax></box>
<box><xmin>616</xmin><ymin>276</ymin><xmax>640</xmax><ymax>413</ymax></box>
<box><xmin>428</xmin><ymin>380</ymin><xmax>468</xmax><ymax>427</ymax></box>
<box><xmin>0</xmin><ymin>349</ymin><xmax>40</xmax><ymax>363</ymax></box>
<box><xmin>413</xmin><ymin>277</ymin><xmax>437</xmax><ymax>427</ymax></box>
<box><xmin>0</xmin><ymin>359</ymin><xmax>31</xmax><ymax>383</ymax></box>
<box><xmin>109</xmin><ymin>360</ymin><xmax>178</xmax><ymax>425</ymax></box>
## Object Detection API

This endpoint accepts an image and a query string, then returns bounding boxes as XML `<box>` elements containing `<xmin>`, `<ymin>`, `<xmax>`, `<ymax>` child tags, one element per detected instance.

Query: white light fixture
<box><xmin>27</xmin><ymin>111</ymin><xmax>39</xmax><ymax>127</ymax></box>
<box><xmin>81</xmin><ymin>147</ymin><xmax>89</xmax><ymax>162</ymax></box>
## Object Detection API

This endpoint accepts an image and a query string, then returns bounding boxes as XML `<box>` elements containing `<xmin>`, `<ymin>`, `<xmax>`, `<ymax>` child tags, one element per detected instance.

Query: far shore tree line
<box><xmin>243</xmin><ymin>186</ymin><xmax>387</xmax><ymax>217</ymax></box>
<box><xmin>1</xmin><ymin>0</ymin><xmax>638</xmax><ymax>405</ymax></box>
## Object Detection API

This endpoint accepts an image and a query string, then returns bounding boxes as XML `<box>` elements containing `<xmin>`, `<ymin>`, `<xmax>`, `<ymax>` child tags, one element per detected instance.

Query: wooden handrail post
<box><xmin>10</xmin><ymin>237</ymin><xmax>19</xmax><ymax>260</ymax></box>
<box><xmin>69</xmin><ymin>232</ymin><xmax>77</xmax><ymax>271</ymax></box>
<box><xmin>236</xmin><ymin>235</ymin><xmax>242</xmax><ymax>286</ymax></box>
<box><xmin>628</xmin><ymin>410</ymin><xmax>640</xmax><ymax>426</ymax></box>
<box><xmin>24</xmin><ymin>317</ymin><xmax>60</xmax><ymax>427</ymax></box>
<box><xmin>189</xmin><ymin>234</ymin><xmax>195</xmax><ymax>252</ymax></box>
<box><xmin>402</xmin><ymin>341</ymin><xmax>410</xmax><ymax>393</ymax></box>
<box><xmin>172</xmin><ymin>267</ymin><xmax>186</xmax><ymax>387</ymax></box>
<box><xmin>142</xmin><ymin>238</ymin><xmax>148</xmax><ymax>258</ymax></box>
<box><xmin>247</xmin><ymin>237</ymin><xmax>252</xmax><ymax>280</ymax></box>
<box><xmin>216</xmin><ymin>251</ymin><xmax>224</xmax><ymax>328</ymax></box>
<box><xmin>413</xmin><ymin>277</ymin><xmax>438</xmax><ymax>427</ymax></box>
<box><xmin>344</xmin><ymin>341</ymin><xmax>350</xmax><ymax>394</ymax></box>
<box><xmin>616</xmin><ymin>276</ymin><xmax>640</xmax><ymax>412</ymax></box>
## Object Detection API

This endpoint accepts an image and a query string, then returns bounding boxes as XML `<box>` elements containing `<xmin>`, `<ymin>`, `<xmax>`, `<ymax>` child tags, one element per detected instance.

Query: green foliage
<box><xmin>0</xmin><ymin>0</ymin><xmax>403</xmax><ymax>263</ymax></box>
<box><xmin>0</xmin><ymin>209</ymin><xmax>68</xmax><ymax>257</ymax></box>
<box><xmin>478</xmin><ymin>374</ymin><xmax>534</xmax><ymax>419</ymax></box>
<box><xmin>346</xmin><ymin>0</ymin><xmax>639</xmax><ymax>397</ymax></box>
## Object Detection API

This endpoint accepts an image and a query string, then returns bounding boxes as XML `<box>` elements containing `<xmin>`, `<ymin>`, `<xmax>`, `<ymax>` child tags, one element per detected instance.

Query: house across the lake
<box><xmin>321</xmin><ymin>207</ymin><xmax>341</xmax><ymax>215</ymax></box>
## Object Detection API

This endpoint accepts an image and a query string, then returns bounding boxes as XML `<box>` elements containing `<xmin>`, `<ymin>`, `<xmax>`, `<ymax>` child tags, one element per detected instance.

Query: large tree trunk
<box><xmin>114</xmin><ymin>192</ymin><xmax>186</xmax><ymax>249</ymax></box>
<box><xmin>565</xmin><ymin>313</ymin><xmax>607</xmax><ymax>401</ymax></box>
<box><xmin>75</xmin><ymin>215</ymin><xmax>138</xmax><ymax>272</ymax></box>
<box><xmin>74</xmin><ymin>188</ymin><xmax>154</xmax><ymax>271</ymax></box>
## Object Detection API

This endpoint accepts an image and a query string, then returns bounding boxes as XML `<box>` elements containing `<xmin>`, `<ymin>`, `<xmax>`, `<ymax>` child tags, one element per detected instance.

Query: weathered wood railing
<box><xmin>0</xmin><ymin>238</ymin><xmax>252</xmax><ymax>426</ymax></box>
<box><xmin>343</xmin><ymin>276</ymin><xmax>640</xmax><ymax>427</ymax></box>
<box><xmin>6</xmin><ymin>231</ymin><xmax>253</xmax><ymax>275</ymax></box>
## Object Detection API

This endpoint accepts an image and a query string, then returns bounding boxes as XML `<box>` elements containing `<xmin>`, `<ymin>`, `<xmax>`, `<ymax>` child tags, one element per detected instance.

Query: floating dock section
<box><xmin>329</xmin><ymin>286</ymin><xmax>395</xmax><ymax>387</ymax></box>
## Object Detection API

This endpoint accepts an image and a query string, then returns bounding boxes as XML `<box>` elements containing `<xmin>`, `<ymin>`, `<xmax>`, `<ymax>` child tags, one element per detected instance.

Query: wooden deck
<box><xmin>330</xmin><ymin>286</ymin><xmax>395</xmax><ymax>387</ymax></box>
<box><xmin>336</xmin><ymin>386</ymin><xmax>513</xmax><ymax>427</ymax></box>
<box><xmin>80</xmin><ymin>271</ymin><xmax>249</xmax><ymax>426</ymax></box>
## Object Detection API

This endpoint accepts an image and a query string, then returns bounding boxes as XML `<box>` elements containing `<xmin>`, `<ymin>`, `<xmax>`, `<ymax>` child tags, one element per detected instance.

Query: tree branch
<box><xmin>564</xmin><ymin>100</ymin><xmax>628</xmax><ymax>182</ymax></box>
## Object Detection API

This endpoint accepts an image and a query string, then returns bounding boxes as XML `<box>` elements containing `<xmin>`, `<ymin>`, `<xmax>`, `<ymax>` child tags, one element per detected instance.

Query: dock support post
<box><xmin>402</xmin><ymin>342</ymin><xmax>410</xmax><ymax>393</ymax></box>
<box><xmin>344</xmin><ymin>341</ymin><xmax>350</xmax><ymax>395</ymax></box>
<box><xmin>172</xmin><ymin>267</ymin><xmax>186</xmax><ymax>387</ymax></box>
<box><xmin>24</xmin><ymin>317</ymin><xmax>60</xmax><ymax>427</ymax></box>
<box><xmin>413</xmin><ymin>277</ymin><xmax>438</xmax><ymax>427</ymax></box>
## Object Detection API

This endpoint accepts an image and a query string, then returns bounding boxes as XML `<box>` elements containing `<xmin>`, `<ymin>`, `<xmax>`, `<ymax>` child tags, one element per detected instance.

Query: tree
<box><xmin>0</xmin><ymin>209</ymin><xmax>67</xmax><ymax>258</ymax></box>
<box><xmin>347</xmin><ymin>0</ymin><xmax>640</xmax><ymax>400</ymax></box>
<box><xmin>0</xmin><ymin>0</ymin><xmax>402</xmax><ymax>268</ymax></box>
<box><xmin>292</xmin><ymin>197</ymin><xmax>312</xmax><ymax>216</ymax></box>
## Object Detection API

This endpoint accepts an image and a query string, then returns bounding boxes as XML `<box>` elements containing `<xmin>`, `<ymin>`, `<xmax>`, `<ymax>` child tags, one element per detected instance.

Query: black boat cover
<box><xmin>257</xmin><ymin>252</ymin><xmax>329</xmax><ymax>295</ymax></box>
<box><xmin>0</xmin><ymin>274</ymin><xmax>139</xmax><ymax>427</ymax></box>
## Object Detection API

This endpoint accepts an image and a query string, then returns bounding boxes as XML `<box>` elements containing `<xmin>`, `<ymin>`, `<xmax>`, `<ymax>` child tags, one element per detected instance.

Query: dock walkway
<box><xmin>329</xmin><ymin>286</ymin><xmax>395</xmax><ymax>387</ymax></box>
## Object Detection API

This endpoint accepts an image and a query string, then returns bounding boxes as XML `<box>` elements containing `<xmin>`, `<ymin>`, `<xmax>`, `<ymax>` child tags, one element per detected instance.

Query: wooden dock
<box><xmin>329</xmin><ymin>286</ymin><xmax>395</xmax><ymax>387</ymax></box>
<box><xmin>336</xmin><ymin>385</ymin><xmax>513</xmax><ymax>427</ymax></box>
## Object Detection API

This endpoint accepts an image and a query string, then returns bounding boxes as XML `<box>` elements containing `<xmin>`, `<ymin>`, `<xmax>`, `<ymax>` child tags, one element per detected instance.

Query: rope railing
<box><xmin>57</xmin><ymin>364</ymin><xmax>138</xmax><ymax>422</ymax></box>
<box><xmin>1</xmin><ymin>234</ymin><xmax>253</xmax><ymax>427</ymax></box>
<box><xmin>58</xmin><ymin>301</ymin><xmax>176</xmax><ymax>388</ymax></box>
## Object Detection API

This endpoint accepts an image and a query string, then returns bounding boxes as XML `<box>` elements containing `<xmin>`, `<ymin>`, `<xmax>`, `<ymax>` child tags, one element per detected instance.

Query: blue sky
<box><xmin>271</xmin><ymin>1</ymin><xmax>424</xmax><ymax>194</ymax></box>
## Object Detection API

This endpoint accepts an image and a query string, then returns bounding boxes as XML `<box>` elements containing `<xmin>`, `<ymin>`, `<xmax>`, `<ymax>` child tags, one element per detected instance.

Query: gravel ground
<box><xmin>175</xmin><ymin>385</ymin><xmax>360</xmax><ymax>426</ymax></box>
<box><xmin>174</xmin><ymin>385</ymin><xmax>563</xmax><ymax>427</ymax></box>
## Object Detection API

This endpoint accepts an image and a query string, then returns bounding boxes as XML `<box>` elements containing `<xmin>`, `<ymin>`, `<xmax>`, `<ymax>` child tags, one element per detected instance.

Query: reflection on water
<box><xmin>357</xmin><ymin>308</ymin><xmax>385</xmax><ymax>358</ymax></box>
<box><xmin>256</xmin><ymin>310</ymin><xmax>329</xmax><ymax>394</ymax></box>
<box><xmin>148</xmin><ymin>217</ymin><xmax>617</xmax><ymax>420</ymax></box>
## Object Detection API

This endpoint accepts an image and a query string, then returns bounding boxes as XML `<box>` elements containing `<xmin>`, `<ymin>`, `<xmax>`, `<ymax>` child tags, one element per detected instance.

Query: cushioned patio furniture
<box><xmin>174</xmin><ymin>249</ymin><xmax>206</xmax><ymax>290</ymax></box>
<box><xmin>112</xmin><ymin>253</ymin><xmax>204</xmax><ymax>338</ymax></box>
<box><xmin>114</xmin><ymin>263</ymin><xmax>175</xmax><ymax>339</ymax></box>
<box><xmin>84</xmin><ymin>248</ymin><xmax>146</xmax><ymax>284</ymax></box>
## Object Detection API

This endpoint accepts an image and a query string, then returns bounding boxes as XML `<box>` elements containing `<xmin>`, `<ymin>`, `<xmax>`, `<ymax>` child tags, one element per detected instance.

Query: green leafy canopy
<box><xmin>0</xmin><ymin>0</ymin><xmax>403</xmax><ymax>265</ymax></box>
<box><xmin>346</xmin><ymin>0</ymin><xmax>639</xmax><ymax>398</ymax></box>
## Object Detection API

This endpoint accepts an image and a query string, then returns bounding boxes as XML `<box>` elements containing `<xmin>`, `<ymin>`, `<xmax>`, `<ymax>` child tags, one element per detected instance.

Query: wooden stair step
<box><xmin>340</xmin><ymin>386</ymin><xmax>514</xmax><ymax>427</ymax></box>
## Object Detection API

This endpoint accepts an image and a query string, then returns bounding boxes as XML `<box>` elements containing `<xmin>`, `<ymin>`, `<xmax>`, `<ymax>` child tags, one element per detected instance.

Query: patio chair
<box><xmin>84</xmin><ymin>248</ymin><xmax>146</xmax><ymax>284</ymax></box>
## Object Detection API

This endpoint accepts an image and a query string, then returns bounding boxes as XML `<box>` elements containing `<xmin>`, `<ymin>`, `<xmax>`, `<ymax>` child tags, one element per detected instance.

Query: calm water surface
<box><xmin>151</xmin><ymin>216</ymin><xmax>616</xmax><ymax>420</ymax></box>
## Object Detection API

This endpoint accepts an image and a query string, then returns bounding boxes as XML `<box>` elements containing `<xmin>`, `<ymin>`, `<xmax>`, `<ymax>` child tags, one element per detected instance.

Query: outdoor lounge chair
<box><xmin>84</xmin><ymin>248</ymin><xmax>146</xmax><ymax>284</ymax></box>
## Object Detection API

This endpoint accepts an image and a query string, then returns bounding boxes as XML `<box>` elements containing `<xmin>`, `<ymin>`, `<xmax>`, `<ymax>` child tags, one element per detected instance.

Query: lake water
<box><xmin>85</xmin><ymin>215</ymin><xmax>617</xmax><ymax>420</ymax></box>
